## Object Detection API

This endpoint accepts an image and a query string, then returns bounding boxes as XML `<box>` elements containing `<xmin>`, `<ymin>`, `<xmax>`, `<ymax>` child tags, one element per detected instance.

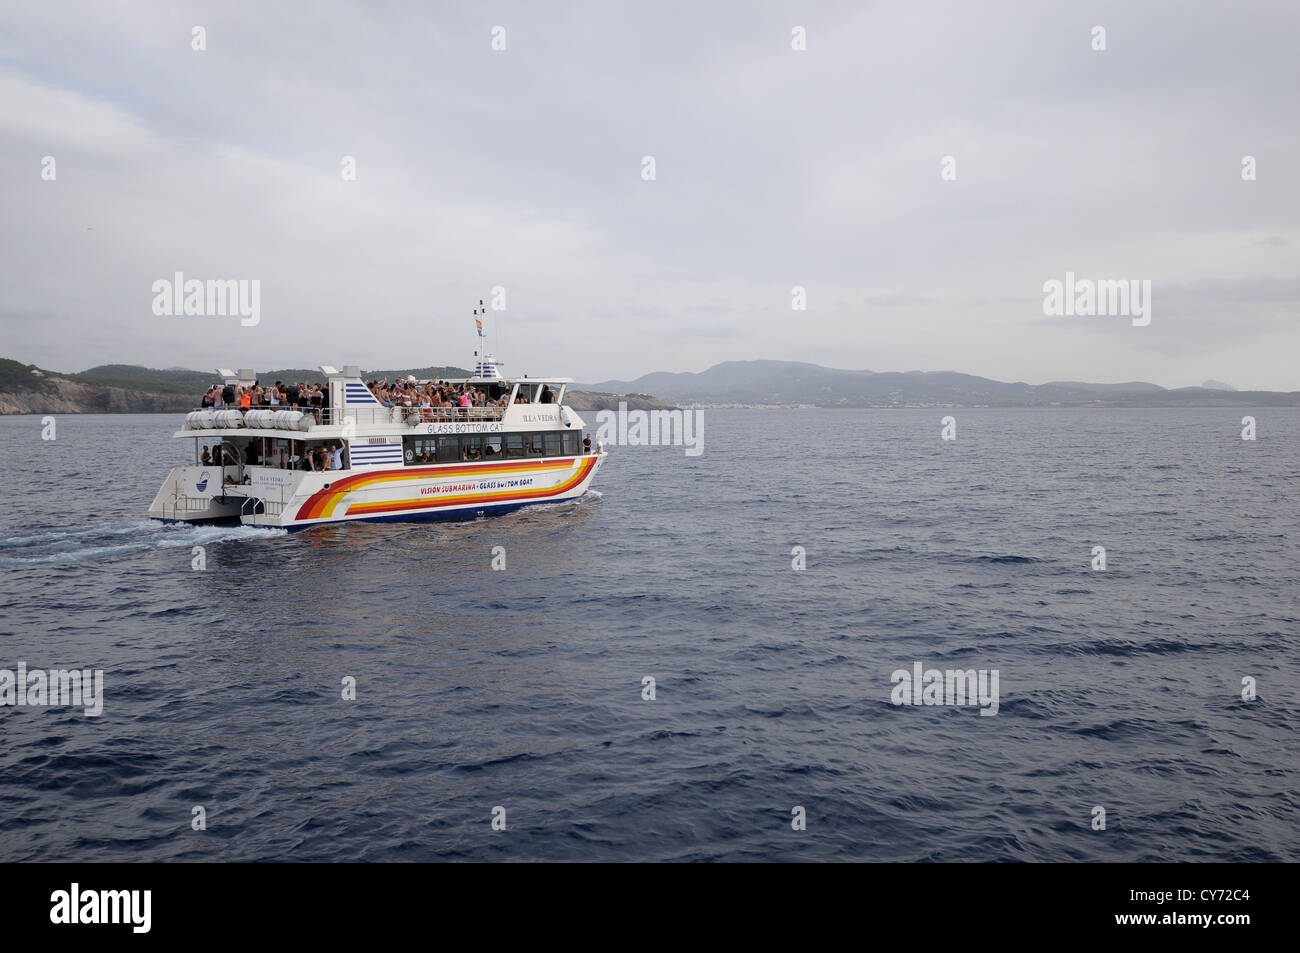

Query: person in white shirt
<box><xmin>330</xmin><ymin>444</ymin><xmax>344</xmax><ymax>470</ymax></box>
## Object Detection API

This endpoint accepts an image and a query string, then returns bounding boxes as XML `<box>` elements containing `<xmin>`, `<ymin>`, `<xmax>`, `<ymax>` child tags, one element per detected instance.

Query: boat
<box><xmin>148</xmin><ymin>343</ymin><xmax>605</xmax><ymax>528</ymax></box>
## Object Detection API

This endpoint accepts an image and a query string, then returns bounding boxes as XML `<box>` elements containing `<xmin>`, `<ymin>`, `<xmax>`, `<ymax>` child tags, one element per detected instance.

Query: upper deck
<box><xmin>177</xmin><ymin>365</ymin><xmax>578</xmax><ymax>440</ymax></box>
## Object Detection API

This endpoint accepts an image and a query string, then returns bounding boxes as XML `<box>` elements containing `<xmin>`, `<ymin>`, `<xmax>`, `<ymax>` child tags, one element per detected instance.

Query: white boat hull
<box><xmin>149</xmin><ymin>453</ymin><xmax>605</xmax><ymax>528</ymax></box>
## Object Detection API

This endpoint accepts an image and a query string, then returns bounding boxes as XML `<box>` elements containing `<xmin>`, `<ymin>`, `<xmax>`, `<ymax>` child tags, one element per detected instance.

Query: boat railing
<box><xmin>240</xmin><ymin>496</ymin><xmax>287</xmax><ymax>518</ymax></box>
<box><xmin>185</xmin><ymin>403</ymin><xmax>508</xmax><ymax>431</ymax></box>
<box><xmin>318</xmin><ymin>405</ymin><xmax>508</xmax><ymax>425</ymax></box>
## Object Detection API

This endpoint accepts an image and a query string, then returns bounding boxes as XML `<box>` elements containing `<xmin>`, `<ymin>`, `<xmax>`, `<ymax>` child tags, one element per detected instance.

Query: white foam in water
<box><xmin>0</xmin><ymin>520</ymin><xmax>287</xmax><ymax>565</ymax></box>
<box><xmin>154</xmin><ymin>524</ymin><xmax>288</xmax><ymax>547</ymax></box>
<box><xmin>0</xmin><ymin>542</ymin><xmax>156</xmax><ymax>565</ymax></box>
<box><xmin>0</xmin><ymin>520</ymin><xmax>157</xmax><ymax>549</ymax></box>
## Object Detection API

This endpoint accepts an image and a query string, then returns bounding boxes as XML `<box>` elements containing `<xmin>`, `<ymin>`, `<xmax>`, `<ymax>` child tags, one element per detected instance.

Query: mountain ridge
<box><xmin>3</xmin><ymin>357</ymin><xmax>1297</xmax><ymax>413</ymax></box>
<box><xmin>582</xmin><ymin>360</ymin><xmax>1300</xmax><ymax>407</ymax></box>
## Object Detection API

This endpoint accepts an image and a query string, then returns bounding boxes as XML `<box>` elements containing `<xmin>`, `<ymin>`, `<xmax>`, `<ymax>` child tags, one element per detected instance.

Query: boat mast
<box><xmin>472</xmin><ymin>297</ymin><xmax>503</xmax><ymax>380</ymax></box>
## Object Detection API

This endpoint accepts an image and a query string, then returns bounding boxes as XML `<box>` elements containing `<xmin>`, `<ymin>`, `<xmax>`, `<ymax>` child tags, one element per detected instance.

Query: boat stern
<box><xmin>148</xmin><ymin>466</ymin><xmax>245</xmax><ymax>522</ymax></box>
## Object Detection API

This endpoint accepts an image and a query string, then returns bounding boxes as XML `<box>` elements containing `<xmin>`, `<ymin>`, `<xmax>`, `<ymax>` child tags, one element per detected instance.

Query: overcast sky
<box><xmin>2</xmin><ymin>1</ymin><xmax>1298</xmax><ymax>389</ymax></box>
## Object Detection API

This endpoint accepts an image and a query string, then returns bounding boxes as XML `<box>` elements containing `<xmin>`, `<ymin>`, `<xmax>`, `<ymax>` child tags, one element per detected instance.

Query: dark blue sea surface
<box><xmin>0</xmin><ymin>408</ymin><xmax>1296</xmax><ymax>861</ymax></box>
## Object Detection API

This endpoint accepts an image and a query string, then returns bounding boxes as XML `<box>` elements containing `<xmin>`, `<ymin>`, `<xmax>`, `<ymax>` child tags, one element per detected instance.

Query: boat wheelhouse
<box><xmin>148</xmin><ymin>357</ymin><xmax>605</xmax><ymax>528</ymax></box>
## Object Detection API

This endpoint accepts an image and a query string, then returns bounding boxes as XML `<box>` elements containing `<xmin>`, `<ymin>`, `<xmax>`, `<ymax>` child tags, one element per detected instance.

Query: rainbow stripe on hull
<box><xmin>328</xmin><ymin>496</ymin><xmax>565</xmax><ymax>527</ymax></box>
<box><xmin>288</xmin><ymin>455</ymin><xmax>600</xmax><ymax>526</ymax></box>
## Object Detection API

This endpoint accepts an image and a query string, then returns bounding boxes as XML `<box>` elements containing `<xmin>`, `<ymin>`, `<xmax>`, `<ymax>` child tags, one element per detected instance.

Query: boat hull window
<box><xmin>436</xmin><ymin>436</ymin><xmax>460</xmax><ymax>463</ymax></box>
<box><xmin>404</xmin><ymin>436</ymin><xmax>436</xmax><ymax>464</ymax></box>
<box><xmin>402</xmin><ymin>431</ymin><xmax>576</xmax><ymax>465</ymax></box>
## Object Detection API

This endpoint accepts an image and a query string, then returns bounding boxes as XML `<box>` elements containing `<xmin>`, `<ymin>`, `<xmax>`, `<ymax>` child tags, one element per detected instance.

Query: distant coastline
<box><xmin>4</xmin><ymin>356</ymin><xmax>1297</xmax><ymax>415</ymax></box>
<box><xmin>582</xmin><ymin>360</ymin><xmax>1300</xmax><ymax>409</ymax></box>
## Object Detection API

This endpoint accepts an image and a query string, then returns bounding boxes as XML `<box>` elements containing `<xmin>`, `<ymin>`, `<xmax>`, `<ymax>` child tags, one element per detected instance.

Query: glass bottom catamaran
<box><xmin>148</xmin><ymin>351</ymin><xmax>605</xmax><ymax>528</ymax></box>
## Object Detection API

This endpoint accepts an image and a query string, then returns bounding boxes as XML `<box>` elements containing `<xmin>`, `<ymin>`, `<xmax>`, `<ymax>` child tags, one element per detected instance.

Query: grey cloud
<box><xmin>1</xmin><ymin>1</ymin><xmax>1298</xmax><ymax>388</ymax></box>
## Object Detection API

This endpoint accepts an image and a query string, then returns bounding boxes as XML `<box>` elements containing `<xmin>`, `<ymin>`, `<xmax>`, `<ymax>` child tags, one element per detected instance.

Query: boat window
<box><xmin>458</xmin><ymin>435</ymin><xmax>484</xmax><ymax>461</ymax></box>
<box><xmin>543</xmin><ymin>432</ymin><xmax>560</xmax><ymax>456</ymax></box>
<box><xmin>484</xmin><ymin>435</ymin><xmax>502</xmax><ymax>458</ymax></box>
<box><xmin>436</xmin><ymin>436</ymin><xmax>459</xmax><ymax>462</ymax></box>
<box><xmin>404</xmin><ymin>435</ymin><xmax>436</xmax><ymax>465</ymax></box>
<box><xmin>561</xmin><ymin>431</ymin><xmax>580</xmax><ymax>455</ymax></box>
<box><xmin>505</xmin><ymin>434</ymin><xmax>525</xmax><ymax>458</ymax></box>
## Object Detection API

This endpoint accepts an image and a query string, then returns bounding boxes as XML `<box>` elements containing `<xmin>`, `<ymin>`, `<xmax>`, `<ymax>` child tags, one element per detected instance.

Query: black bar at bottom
<box><xmin>0</xmin><ymin>861</ymin><xmax>1278</xmax><ymax>940</ymax></box>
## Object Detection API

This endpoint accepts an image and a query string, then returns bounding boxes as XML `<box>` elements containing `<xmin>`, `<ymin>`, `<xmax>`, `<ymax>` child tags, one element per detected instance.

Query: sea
<box><xmin>0</xmin><ymin>408</ymin><xmax>1296</xmax><ymax>862</ymax></box>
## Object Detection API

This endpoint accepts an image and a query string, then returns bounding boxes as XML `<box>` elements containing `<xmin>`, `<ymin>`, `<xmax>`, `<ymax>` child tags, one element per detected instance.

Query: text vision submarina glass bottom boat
<box><xmin>148</xmin><ymin>356</ymin><xmax>606</xmax><ymax>528</ymax></box>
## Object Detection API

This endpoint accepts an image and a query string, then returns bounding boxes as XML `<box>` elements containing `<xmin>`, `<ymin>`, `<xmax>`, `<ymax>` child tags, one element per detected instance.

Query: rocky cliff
<box><xmin>0</xmin><ymin>376</ymin><xmax>193</xmax><ymax>415</ymax></box>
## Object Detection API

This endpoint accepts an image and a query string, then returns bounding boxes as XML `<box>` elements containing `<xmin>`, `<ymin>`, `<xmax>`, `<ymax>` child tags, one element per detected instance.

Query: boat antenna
<box><xmin>470</xmin><ymin>296</ymin><xmax>502</xmax><ymax>380</ymax></box>
<box><xmin>473</xmin><ymin>299</ymin><xmax>487</xmax><ymax>378</ymax></box>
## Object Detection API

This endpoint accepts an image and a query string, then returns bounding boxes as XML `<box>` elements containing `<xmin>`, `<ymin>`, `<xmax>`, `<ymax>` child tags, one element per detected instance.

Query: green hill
<box><xmin>0</xmin><ymin>358</ymin><xmax>57</xmax><ymax>392</ymax></box>
<box><xmin>72</xmin><ymin>364</ymin><xmax>214</xmax><ymax>395</ymax></box>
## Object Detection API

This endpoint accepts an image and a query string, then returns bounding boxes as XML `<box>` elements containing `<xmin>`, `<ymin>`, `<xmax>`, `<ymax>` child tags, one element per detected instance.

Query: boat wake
<box><xmin>0</xmin><ymin>520</ymin><xmax>157</xmax><ymax>549</ymax></box>
<box><xmin>0</xmin><ymin>520</ymin><xmax>288</xmax><ymax>566</ymax></box>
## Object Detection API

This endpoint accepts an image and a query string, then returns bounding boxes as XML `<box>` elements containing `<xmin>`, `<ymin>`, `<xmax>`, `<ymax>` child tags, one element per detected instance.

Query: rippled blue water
<box><xmin>0</xmin><ymin>409</ymin><xmax>1296</xmax><ymax>861</ymax></box>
